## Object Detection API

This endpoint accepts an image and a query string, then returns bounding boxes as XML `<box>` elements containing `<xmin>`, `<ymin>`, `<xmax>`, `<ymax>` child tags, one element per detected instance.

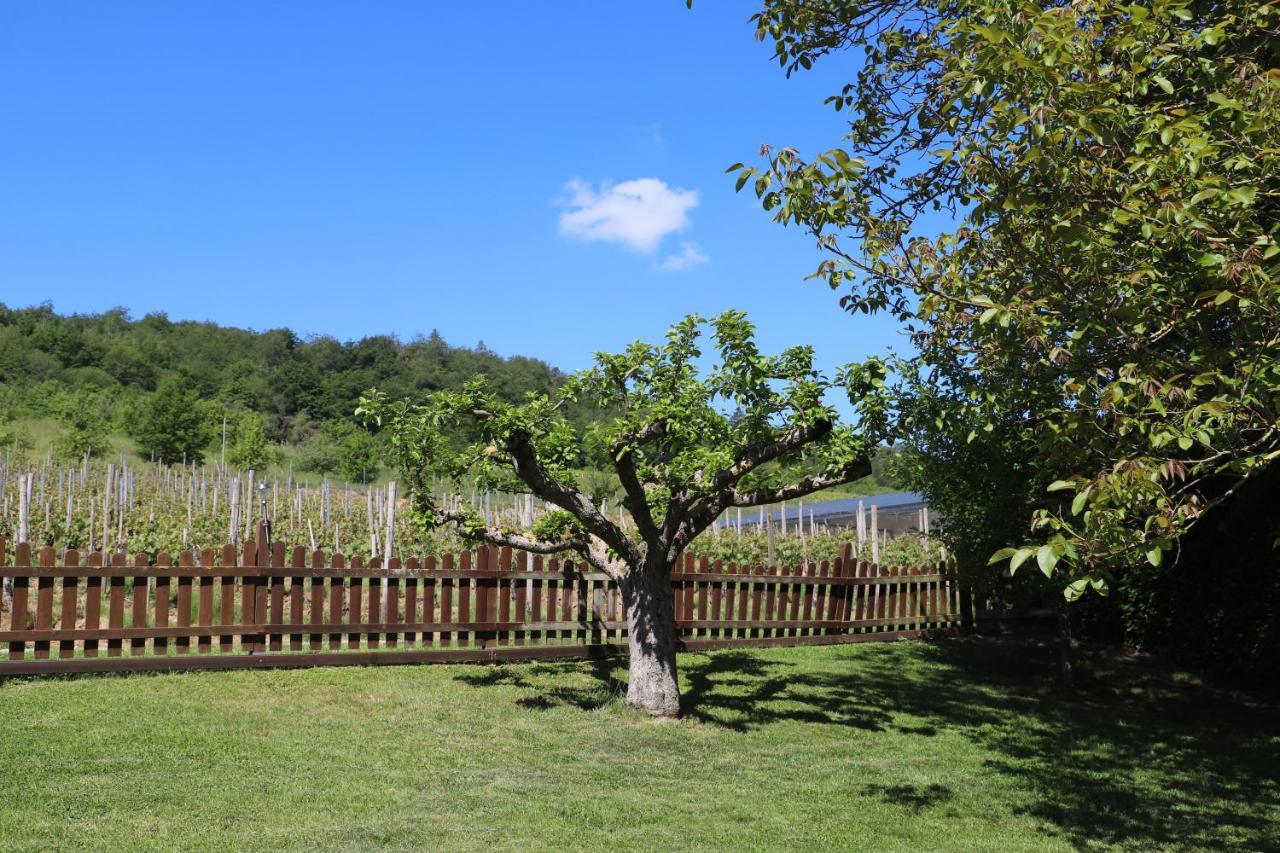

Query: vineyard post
<box><xmin>382</xmin><ymin>480</ymin><xmax>396</xmax><ymax>608</ymax></box>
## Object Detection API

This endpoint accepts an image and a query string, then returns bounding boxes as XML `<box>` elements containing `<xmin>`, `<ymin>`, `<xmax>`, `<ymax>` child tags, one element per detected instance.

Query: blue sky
<box><xmin>0</xmin><ymin>2</ymin><xmax>907</xmax><ymax>378</ymax></box>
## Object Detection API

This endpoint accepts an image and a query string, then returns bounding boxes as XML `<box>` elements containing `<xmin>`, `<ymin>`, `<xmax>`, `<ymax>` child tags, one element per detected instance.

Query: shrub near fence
<box><xmin>0</xmin><ymin>525</ymin><xmax>966</xmax><ymax>676</ymax></box>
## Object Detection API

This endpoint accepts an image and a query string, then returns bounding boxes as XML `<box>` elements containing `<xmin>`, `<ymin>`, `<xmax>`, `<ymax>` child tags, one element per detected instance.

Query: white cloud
<box><xmin>557</xmin><ymin>177</ymin><xmax>698</xmax><ymax>253</ymax></box>
<box><xmin>658</xmin><ymin>241</ymin><xmax>709</xmax><ymax>272</ymax></box>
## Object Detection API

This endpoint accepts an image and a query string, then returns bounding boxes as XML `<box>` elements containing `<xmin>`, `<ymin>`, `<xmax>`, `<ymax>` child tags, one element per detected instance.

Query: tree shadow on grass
<box><xmin>681</xmin><ymin>638</ymin><xmax>1280</xmax><ymax>850</ymax></box>
<box><xmin>453</xmin><ymin>660</ymin><xmax>626</xmax><ymax>712</ymax></box>
<box><xmin>454</xmin><ymin>637</ymin><xmax>1280</xmax><ymax>850</ymax></box>
<box><xmin>860</xmin><ymin>782</ymin><xmax>955</xmax><ymax>814</ymax></box>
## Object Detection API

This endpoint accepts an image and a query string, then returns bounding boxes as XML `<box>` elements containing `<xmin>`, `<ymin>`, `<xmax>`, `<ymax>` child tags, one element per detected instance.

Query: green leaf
<box><xmin>988</xmin><ymin>547</ymin><xmax>1017</xmax><ymax>565</ymax></box>
<box><xmin>1223</xmin><ymin>186</ymin><xmax>1257</xmax><ymax>206</ymax></box>
<box><xmin>1036</xmin><ymin>544</ymin><xmax>1059</xmax><ymax>577</ymax></box>
<box><xmin>1064</xmin><ymin>578</ymin><xmax>1090</xmax><ymax>602</ymax></box>
<box><xmin>1146</xmin><ymin>546</ymin><xmax>1163</xmax><ymax>567</ymax></box>
<box><xmin>1047</xmin><ymin>479</ymin><xmax>1076</xmax><ymax>492</ymax></box>
<box><xmin>1152</xmin><ymin>74</ymin><xmax>1174</xmax><ymax>95</ymax></box>
<box><xmin>1009</xmin><ymin>547</ymin><xmax>1034</xmax><ymax>574</ymax></box>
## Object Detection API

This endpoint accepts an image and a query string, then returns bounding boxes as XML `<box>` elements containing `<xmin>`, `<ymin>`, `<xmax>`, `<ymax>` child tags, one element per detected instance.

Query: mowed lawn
<box><xmin>1</xmin><ymin>639</ymin><xmax>1276</xmax><ymax>852</ymax></box>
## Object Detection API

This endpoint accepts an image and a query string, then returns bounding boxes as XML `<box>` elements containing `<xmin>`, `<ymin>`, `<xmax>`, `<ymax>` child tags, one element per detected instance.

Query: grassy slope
<box><xmin>0</xmin><ymin>639</ymin><xmax>1276</xmax><ymax>852</ymax></box>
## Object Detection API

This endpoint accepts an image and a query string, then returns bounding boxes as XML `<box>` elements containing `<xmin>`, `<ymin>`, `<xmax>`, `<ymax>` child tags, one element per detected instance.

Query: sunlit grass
<box><xmin>1</xmin><ymin>638</ymin><xmax>1275</xmax><ymax>851</ymax></box>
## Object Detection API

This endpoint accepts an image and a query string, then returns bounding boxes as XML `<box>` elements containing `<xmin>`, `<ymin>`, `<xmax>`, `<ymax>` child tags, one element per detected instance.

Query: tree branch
<box><xmin>728</xmin><ymin>460</ymin><xmax>873</xmax><ymax>507</ymax></box>
<box><xmin>707</xmin><ymin>418</ymin><xmax>836</xmax><ymax>492</ymax></box>
<box><xmin>612</xmin><ymin>447</ymin><xmax>660</xmax><ymax>543</ymax></box>
<box><xmin>504</xmin><ymin>430</ymin><xmax>642</xmax><ymax>566</ymax></box>
<box><xmin>437</xmin><ymin>511</ymin><xmax>583</xmax><ymax>556</ymax></box>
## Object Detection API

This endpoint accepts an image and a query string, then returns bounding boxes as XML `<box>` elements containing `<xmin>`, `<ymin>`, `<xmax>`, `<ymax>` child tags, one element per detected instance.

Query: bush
<box><xmin>295</xmin><ymin>428</ymin><xmax>342</xmax><ymax>475</ymax></box>
<box><xmin>53</xmin><ymin>404</ymin><xmax>111</xmax><ymax>460</ymax></box>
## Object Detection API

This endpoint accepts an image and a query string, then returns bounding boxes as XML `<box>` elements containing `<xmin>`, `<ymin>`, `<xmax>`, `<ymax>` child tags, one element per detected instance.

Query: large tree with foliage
<box><xmin>361</xmin><ymin>312</ymin><xmax>888</xmax><ymax>716</ymax></box>
<box><xmin>733</xmin><ymin>0</ymin><xmax>1280</xmax><ymax>600</ymax></box>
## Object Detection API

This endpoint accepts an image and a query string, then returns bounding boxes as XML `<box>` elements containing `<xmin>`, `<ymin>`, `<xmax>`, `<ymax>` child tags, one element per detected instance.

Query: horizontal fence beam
<box><xmin>0</xmin><ymin>615</ymin><xmax>962</xmax><ymax>643</ymax></box>
<box><xmin>0</xmin><ymin>567</ymin><xmax>951</xmax><ymax>586</ymax></box>
<box><xmin>0</xmin><ymin>628</ymin><xmax>958</xmax><ymax>677</ymax></box>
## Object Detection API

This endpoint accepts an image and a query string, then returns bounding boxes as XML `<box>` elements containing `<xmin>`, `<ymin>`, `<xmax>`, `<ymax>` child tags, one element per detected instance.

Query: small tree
<box><xmin>134</xmin><ymin>377</ymin><xmax>212</xmax><ymax>465</ymax></box>
<box><xmin>337</xmin><ymin>424</ymin><xmax>381</xmax><ymax>483</ymax></box>
<box><xmin>361</xmin><ymin>312</ymin><xmax>887</xmax><ymax>716</ymax></box>
<box><xmin>296</xmin><ymin>425</ymin><xmax>342</xmax><ymax>475</ymax></box>
<box><xmin>53</xmin><ymin>395</ymin><xmax>111</xmax><ymax>460</ymax></box>
<box><xmin>226</xmin><ymin>411</ymin><xmax>279</xmax><ymax>471</ymax></box>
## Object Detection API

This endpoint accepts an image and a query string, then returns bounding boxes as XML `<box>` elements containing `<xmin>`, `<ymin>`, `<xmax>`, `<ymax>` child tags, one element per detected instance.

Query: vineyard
<box><xmin>0</xmin><ymin>451</ymin><xmax>942</xmax><ymax>569</ymax></box>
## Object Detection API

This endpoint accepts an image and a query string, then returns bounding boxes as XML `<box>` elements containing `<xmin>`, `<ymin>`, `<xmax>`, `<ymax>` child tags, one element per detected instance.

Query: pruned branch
<box><xmin>633</xmin><ymin>419</ymin><xmax>668</xmax><ymax>445</ymax></box>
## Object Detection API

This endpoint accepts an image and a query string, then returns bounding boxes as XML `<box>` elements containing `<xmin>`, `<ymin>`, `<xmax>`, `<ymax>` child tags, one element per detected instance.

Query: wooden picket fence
<box><xmin>0</xmin><ymin>528</ymin><xmax>966</xmax><ymax>676</ymax></box>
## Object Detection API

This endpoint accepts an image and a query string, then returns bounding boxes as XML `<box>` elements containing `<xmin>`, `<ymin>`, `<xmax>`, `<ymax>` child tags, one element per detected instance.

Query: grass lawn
<box><xmin>0</xmin><ymin>638</ymin><xmax>1276</xmax><ymax>852</ymax></box>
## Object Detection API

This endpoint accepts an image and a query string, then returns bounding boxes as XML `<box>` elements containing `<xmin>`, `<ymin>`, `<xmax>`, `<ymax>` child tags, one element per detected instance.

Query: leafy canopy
<box><xmin>360</xmin><ymin>312</ymin><xmax>887</xmax><ymax>570</ymax></box>
<box><xmin>737</xmin><ymin>0</ymin><xmax>1280</xmax><ymax>595</ymax></box>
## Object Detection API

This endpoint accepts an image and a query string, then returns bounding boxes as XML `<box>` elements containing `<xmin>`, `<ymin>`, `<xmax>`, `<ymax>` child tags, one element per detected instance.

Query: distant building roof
<box><xmin>719</xmin><ymin>491</ymin><xmax>929</xmax><ymax>527</ymax></box>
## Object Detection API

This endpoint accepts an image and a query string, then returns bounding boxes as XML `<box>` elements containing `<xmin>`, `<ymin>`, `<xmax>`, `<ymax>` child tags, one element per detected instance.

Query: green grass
<box><xmin>1</xmin><ymin>639</ymin><xmax>1276</xmax><ymax>851</ymax></box>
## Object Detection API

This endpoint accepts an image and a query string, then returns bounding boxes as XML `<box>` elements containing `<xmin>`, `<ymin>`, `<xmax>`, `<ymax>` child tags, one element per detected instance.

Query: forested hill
<box><xmin>0</xmin><ymin>302</ymin><xmax>580</xmax><ymax>476</ymax></box>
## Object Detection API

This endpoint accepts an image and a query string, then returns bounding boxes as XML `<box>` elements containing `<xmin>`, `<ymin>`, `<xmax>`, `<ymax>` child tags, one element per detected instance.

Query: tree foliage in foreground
<box><xmin>736</xmin><ymin>0</ymin><xmax>1280</xmax><ymax>597</ymax></box>
<box><xmin>361</xmin><ymin>312</ymin><xmax>889</xmax><ymax>715</ymax></box>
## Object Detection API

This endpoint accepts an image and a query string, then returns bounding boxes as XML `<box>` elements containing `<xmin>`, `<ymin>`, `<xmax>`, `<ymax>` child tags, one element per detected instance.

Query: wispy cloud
<box><xmin>658</xmin><ymin>241</ymin><xmax>709</xmax><ymax>272</ymax></box>
<box><xmin>557</xmin><ymin>178</ymin><xmax>698</xmax><ymax>253</ymax></box>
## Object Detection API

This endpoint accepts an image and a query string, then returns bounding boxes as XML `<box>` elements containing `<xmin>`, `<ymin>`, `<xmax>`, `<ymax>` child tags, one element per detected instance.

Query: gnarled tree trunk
<box><xmin>621</xmin><ymin>565</ymin><xmax>680</xmax><ymax>717</ymax></box>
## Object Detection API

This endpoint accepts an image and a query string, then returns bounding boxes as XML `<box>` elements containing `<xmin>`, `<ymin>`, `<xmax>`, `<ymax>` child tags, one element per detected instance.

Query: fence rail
<box><xmin>0</xmin><ymin>528</ymin><xmax>965</xmax><ymax>676</ymax></box>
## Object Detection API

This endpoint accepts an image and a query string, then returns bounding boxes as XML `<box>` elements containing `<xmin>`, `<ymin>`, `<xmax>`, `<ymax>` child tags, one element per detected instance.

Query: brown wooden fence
<box><xmin>0</xmin><ymin>530</ymin><xmax>965</xmax><ymax>676</ymax></box>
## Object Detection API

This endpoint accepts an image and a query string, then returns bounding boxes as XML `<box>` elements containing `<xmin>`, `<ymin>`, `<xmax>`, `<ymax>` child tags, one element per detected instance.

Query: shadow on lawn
<box><xmin>457</xmin><ymin>638</ymin><xmax>1280</xmax><ymax>850</ymax></box>
<box><xmin>685</xmin><ymin>639</ymin><xmax>1280</xmax><ymax>850</ymax></box>
<box><xmin>454</xmin><ymin>660</ymin><xmax>626</xmax><ymax>712</ymax></box>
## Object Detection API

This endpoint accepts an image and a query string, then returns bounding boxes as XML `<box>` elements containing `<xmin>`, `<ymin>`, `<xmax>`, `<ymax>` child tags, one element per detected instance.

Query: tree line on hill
<box><xmin>0</xmin><ymin>302</ymin><xmax>600</xmax><ymax>480</ymax></box>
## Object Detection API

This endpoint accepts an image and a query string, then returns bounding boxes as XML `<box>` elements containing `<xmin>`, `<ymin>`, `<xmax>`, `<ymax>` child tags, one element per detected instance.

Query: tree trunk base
<box><xmin>624</xmin><ymin>569</ymin><xmax>681</xmax><ymax>718</ymax></box>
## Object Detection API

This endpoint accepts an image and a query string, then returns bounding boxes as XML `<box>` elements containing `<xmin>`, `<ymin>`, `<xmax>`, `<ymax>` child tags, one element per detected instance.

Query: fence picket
<box><xmin>153</xmin><ymin>553</ymin><xmax>171</xmax><ymax>656</ymax></box>
<box><xmin>59</xmin><ymin>549</ymin><xmax>79</xmax><ymax>659</ymax></box>
<box><xmin>175</xmin><ymin>551</ymin><xmax>192</xmax><ymax>655</ymax></box>
<box><xmin>85</xmin><ymin>551</ymin><xmax>102</xmax><ymax>658</ymax></box>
